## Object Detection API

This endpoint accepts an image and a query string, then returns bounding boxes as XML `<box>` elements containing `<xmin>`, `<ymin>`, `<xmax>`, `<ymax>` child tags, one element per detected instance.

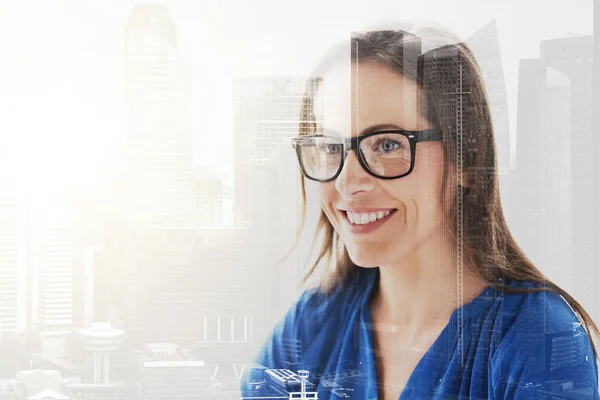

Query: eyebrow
<box><xmin>321</xmin><ymin>123</ymin><xmax>406</xmax><ymax>137</ymax></box>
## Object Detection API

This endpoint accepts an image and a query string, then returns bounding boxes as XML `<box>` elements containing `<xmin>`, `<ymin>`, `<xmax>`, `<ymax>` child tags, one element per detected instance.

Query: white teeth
<box><xmin>360</xmin><ymin>214</ymin><xmax>369</xmax><ymax>224</ymax></box>
<box><xmin>346</xmin><ymin>210</ymin><xmax>393</xmax><ymax>225</ymax></box>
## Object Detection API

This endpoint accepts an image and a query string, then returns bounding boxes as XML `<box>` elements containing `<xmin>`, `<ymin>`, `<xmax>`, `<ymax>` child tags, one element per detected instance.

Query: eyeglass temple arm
<box><xmin>412</xmin><ymin>129</ymin><xmax>443</xmax><ymax>142</ymax></box>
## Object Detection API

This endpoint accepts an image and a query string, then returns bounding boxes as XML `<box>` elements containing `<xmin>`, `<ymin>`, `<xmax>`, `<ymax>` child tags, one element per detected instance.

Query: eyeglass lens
<box><xmin>297</xmin><ymin>133</ymin><xmax>411</xmax><ymax>180</ymax></box>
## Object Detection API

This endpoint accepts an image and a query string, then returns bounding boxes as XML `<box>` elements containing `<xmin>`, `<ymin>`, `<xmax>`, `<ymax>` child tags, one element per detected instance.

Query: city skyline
<box><xmin>0</xmin><ymin>1</ymin><xmax>595</xmax><ymax>398</ymax></box>
<box><xmin>0</xmin><ymin>0</ymin><xmax>593</xmax><ymax>343</ymax></box>
<box><xmin>0</xmin><ymin>0</ymin><xmax>592</xmax><ymax>188</ymax></box>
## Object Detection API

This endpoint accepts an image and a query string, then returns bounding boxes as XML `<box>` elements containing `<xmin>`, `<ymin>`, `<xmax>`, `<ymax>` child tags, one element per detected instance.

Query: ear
<box><xmin>457</xmin><ymin>172</ymin><xmax>473</xmax><ymax>196</ymax></box>
<box><xmin>457</xmin><ymin>172</ymin><xmax>472</xmax><ymax>190</ymax></box>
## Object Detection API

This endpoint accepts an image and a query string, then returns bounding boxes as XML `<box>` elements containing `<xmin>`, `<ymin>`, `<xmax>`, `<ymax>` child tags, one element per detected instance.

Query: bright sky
<box><xmin>0</xmin><ymin>0</ymin><xmax>593</xmax><ymax>190</ymax></box>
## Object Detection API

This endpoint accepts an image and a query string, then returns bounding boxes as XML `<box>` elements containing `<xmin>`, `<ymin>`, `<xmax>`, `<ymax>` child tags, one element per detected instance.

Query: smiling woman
<box><xmin>241</xmin><ymin>22</ymin><xmax>600</xmax><ymax>400</ymax></box>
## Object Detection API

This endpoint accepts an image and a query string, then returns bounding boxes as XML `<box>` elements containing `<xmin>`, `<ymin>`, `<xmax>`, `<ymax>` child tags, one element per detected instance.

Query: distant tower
<box><xmin>120</xmin><ymin>3</ymin><xmax>196</xmax><ymax>333</ymax></box>
<box><xmin>298</xmin><ymin>370</ymin><xmax>309</xmax><ymax>397</ymax></box>
<box><xmin>540</xmin><ymin>36</ymin><xmax>594</xmax><ymax>306</ymax></box>
<box><xmin>31</xmin><ymin>196</ymin><xmax>76</xmax><ymax>355</ymax></box>
<box><xmin>511</xmin><ymin>36</ymin><xmax>594</xmax><ymax>304</ymax></box>
<box><xmin>77</xmin><ymin>322</ymin><xmax>126</xmax><ymax>383</ymax></box>
<box><xmin>123</xmin><ymin>4</ymin><xmax>194</xmax><ymax>227</ymax></box>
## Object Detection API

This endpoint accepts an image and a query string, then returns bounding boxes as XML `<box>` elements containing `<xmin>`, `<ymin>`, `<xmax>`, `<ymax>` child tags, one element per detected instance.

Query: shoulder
<box><xmin>493</xmin><ymin>281</ymin><xmax>586</xmax><ymax>337</ymax></box>
<box><xmin>491</xmin><ymin>282</ymin><xmax>599</xmax><ymax>398</ymax></box>
<box><xmin>249</xmin><ymin>267</ymin><xmax>373</xmax><ymax>370</ymax></box>
<box><xmin>286</xmin><ymin>268</ymin><xmax>371</xmax><ymax>341</ymax></box>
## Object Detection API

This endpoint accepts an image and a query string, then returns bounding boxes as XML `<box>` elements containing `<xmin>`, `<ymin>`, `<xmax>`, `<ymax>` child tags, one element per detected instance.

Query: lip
<box><xmin>339</xmin><ymin>208</ymin><xmax>397</xmax><ymax>235</ymax></box>
<box><xmin>338</xmin><ymin>207</ymin><xmax>396</xmax><ymax>213</ymax></box>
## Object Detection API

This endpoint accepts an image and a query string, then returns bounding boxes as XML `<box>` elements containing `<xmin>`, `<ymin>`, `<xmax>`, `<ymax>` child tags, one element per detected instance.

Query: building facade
<box><xmin>123</xmin><ymin>4</ymin><xmax>194</xmax><ymax>228</ymax></box>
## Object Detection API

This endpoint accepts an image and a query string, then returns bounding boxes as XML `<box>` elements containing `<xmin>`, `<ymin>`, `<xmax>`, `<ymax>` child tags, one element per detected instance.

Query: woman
<box><xmin>241</xmin><ymin>24</ymin><xmax>600</xmax><ymax>399</ymax></box>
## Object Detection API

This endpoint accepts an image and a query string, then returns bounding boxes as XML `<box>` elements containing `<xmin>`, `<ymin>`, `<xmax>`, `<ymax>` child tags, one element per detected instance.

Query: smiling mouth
<box><xmin>343</xmin><ymin>209</ymin><xmax>397</xmax><ymax>225</ymax></box>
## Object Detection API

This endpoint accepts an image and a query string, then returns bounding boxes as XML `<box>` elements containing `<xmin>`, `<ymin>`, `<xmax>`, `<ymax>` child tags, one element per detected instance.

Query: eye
<box><xmin>326</xmin><ymin>143</ymin><xmax>343</xmax><ymax>154</ymax></box>
<box><xmin>318</xmin><ymin>142</ymin><xmax>343</xmax><ymax>155</ymax></box>
<box><xmin>375</xmin><ymin>138</ymin><xmax>403</xmax><ymax>153</ymax></box>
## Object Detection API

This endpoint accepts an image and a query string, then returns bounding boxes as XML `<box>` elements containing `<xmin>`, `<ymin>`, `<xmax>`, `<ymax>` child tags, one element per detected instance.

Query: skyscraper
<box><xmin>117</xmin><ymin>4</ymin><xmax>201</xmax><ymax>346</ymax></box>
<box><xmin>0</xmin><ymin>172</ymin><xmax>27</xmax><ymax>339</ymax></box>
<box><xmin>124</xmin><ymin>4</ymin><xmax>194</xmax><ymax>227</ymax></box>
<box><xmin>540</xmin><ymin>36</ymin><xmax>594</xmax><ymax>298</ymax></box>
<box><xmin>515</xmin><ymin>58</ymin><xmax>573</xmax><ymax>285</ymax></box>
<box><xmin>465</xmin><ymin>21</ymin><xmax>511</xmax><ymax>175</ymax></box>
<box><xmin>33</xmin><ymin>207</ymin><xmax>74</xmax><ymax>332</ymax></box>
<box><xmin>512</xmin><ymin>36</ymin><xmax>593</xmax><ymax>302</ymax></box>
<box><xmin>233</xmin><ymin>77</ymin><xmax>309</xmax><ymax>230</ymax></box>
<box><xmin>27</xmin><ymin>194</ymin><xmax>77</xmax><ymax>357</ymax></box>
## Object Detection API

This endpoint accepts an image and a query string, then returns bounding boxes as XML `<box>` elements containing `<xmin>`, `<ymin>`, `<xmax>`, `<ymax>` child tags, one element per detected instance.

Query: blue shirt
<box><xmin>242</xmin><ymin>267</ymin><xmax>600</xmax><ymax>399</ymax></box>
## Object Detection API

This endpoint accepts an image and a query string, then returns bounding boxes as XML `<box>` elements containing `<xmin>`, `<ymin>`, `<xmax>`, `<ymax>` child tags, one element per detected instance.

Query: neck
<box><xmin>370</xmin><ymin>232</ymin><xmax>488</xmax><ymax>331</ymax></box>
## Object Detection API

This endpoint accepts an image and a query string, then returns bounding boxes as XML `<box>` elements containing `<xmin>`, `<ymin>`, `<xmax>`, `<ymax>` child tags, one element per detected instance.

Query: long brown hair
<box><xmin>284</xmin><ymin>23</ymin><xmax>599</xmax><ymax>360</ymax></box>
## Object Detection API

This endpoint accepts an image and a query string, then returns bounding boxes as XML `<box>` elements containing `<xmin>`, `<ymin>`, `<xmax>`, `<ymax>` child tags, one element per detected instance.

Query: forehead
<box><xmin>313</xmin><ymin>62</ymin><xmax>425</xmax><ymax>135</ymax></box>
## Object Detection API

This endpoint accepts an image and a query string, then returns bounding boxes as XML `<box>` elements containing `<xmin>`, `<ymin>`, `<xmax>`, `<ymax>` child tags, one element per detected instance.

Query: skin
<box><xmin>306</xmin><ymin>61</ymin><xmax>488</xmax><ymax>399</ymax></box>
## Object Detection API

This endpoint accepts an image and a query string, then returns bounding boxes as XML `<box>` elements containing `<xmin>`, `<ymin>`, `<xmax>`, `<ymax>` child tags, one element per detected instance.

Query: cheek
<box><xmin>416</xmin><ymin>176</ymin><xmax>448</xmax><ymax>226</ymax></box>
<box><xmin>316</xmin><ymin>181</ymin><xmax>337</xmax><ymax>205</ymax></box>
<box><xmin>388</xmin><ymin>172</ymin><xmax>444</xmax><ymax>224</ymax></box>
<box><xmin>306</xmin><ymin>180</ymin><xmax>337</xmax><ymax>218</ymax></box>
<box><xmin>412</xmin><ymin>148</ymin><xmax>447</xmax><ymax>210</ymax></box>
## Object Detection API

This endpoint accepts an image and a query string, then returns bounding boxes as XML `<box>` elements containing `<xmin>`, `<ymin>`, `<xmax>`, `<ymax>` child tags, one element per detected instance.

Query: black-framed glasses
<box><xmin>291</xmin><ymin>129</ymin><xmax>443</xmax><ymax>182</ymax></box>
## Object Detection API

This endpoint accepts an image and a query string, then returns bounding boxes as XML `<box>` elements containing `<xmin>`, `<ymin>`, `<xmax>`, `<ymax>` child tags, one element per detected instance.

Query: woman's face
<box><xmin>310</xmin><ymin>62</ymin><xmax>452</xmax><ymax>268</ymax></box>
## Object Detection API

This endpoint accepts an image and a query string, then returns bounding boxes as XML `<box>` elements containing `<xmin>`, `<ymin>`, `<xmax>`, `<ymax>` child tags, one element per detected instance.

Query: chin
<box><xmin>345</xmin><ymin>245</ymin><xmax>390</xmax><ymax>268</ymax></box>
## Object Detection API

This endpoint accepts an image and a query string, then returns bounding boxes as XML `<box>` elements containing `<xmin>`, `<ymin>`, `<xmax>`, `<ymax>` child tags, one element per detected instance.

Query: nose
<box><xmin>334</xmin><ymin>150</ymin><xmax>376</xmax><ymax>198</ymax></box>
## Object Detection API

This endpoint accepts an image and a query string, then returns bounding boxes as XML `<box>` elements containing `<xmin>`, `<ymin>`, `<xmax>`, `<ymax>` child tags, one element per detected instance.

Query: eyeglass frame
<box><xmin>291</xmin><ymin>129</ymin><xmax>444</xmax><ymax>182</ymax></box>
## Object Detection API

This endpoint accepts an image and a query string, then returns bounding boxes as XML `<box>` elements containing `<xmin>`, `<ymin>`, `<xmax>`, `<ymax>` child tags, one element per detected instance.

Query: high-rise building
<box><xmin>465</xmin><ymin>20</ymin><xmax>512</xmax><ymax>211</ymax></box>
<box><xmin>27</xmin><ymin>197</ymin><xmax>77</xmax><ymax>358</ymax></box>
<box><xmin>233</xmin><ymin>77</ymin><xmax>310</xmax><ymax>229</ymax></box>
<box><xmin>74</xmin><ymin>245</ymin><xmax>103</xmax><ymax>329</ymax></box>
<box><xmin>71</xmin><ymin>187</ymin><xmax>109</xmax><ymax>326</ymax></box>
<box><xmin>0</xmin><ymin>172</ymin><xmax>27</xmax><ymax>339</ymax></box>
<box><xmin>465</xmin><ymin>21</ymin><xmax>511</xmax><ymax>174</ymax></box>
<box><xmin>24</xmin><ymin>185</ymin><xmax>103</xmax><ymax>355</ymax></box>
<box><xmin>512</xmin><ymin>58</ymin><xmax>573</xmax><ymax>287</ymax></box>
<box><xmin>123</xmin><ymin>4</ymin><xmax>194</xmax><ymax>227</ymax></box>
<box><xmin>27</xmin><ymin>186</ymin><xmax>108</xmax><ymax>356</ymax></box>
<box><xmin>32</xmin><ymin>204</ymin><xmax>75</xmax><ymax>334</ymax></box>
<box><xmin>540</xmin><ymin>36</ymin><xmax>594</xmax><ymax>301</ymax></box>
<box><xmin>113</xmin><ymin>2</ymin><xmax>201</xmax><ymax>357</ymax></box>
<box><xmin>511</xmin><ymin>36</ymin><xmax>594</xmax><ymax>307</ymax></box>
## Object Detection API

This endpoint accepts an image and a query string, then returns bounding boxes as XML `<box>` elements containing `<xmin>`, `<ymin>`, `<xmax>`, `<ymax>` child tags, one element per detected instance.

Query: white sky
<box><xmin>0</xmin><ymin>0</ymin><xmax>593</xmax><ymax>188</ymax></box>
